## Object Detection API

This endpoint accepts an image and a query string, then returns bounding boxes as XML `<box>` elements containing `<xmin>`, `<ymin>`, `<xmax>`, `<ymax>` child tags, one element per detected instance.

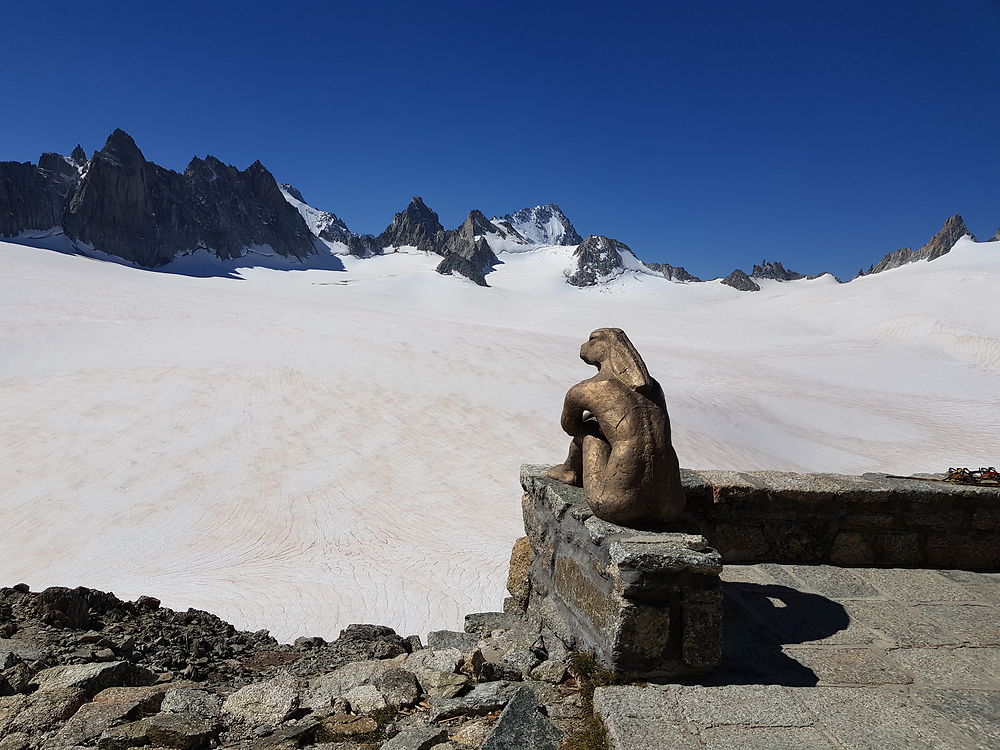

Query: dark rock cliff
<box><xmin>0</xmin><ymin>157</ymin><xmax>77</xmax><ymax>237</ymax></box>
<box><xmin>6</xmin><ymin>129</ymin><xmax>314</xmax><ymax>267</ymax></box>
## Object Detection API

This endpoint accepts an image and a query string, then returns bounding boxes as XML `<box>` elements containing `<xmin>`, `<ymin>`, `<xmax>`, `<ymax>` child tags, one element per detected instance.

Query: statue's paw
<box><xmin>547</xmin><ymin>465</ymin><xmax>579</xmax><ymax>485</ymax></box>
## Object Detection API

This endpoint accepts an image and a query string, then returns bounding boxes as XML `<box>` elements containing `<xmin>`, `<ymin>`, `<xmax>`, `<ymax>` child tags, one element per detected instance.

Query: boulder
<box><xmin>426</xmin><ymin>631</ymin><xmax>479</xmax><ymax>651</ymax></box>
<box><xmin>480</xmin><ymin>685</ymin><xmax>565</xmax><ymax>750</ymax></box>
<box><xmin>380</xmin><ymin>726</ymin><xmax>448</xmax><ymax>750</ymax></box>
<box><xmin>221</xmin><ymin>672</ymin><xmax>300</xmax><ymax>726</ymax></box>
<box><xmin>29</xmin><ymin>661</ymin><xmax>156</xmax><ymax>697</ymax></box>
<box><xmin>428</xmin><ymin>680</ymin><xmax>516</xmax><ymax>722</ymax></box>
<box><xmin>160</xmin><ymin>687</ymin><xmax>222</xmax><ymax>717</ymax></box>
<box><xmin>97</xmin><ymin>711</ymin><xmax>217</xmax><ymax>749</ymax></box>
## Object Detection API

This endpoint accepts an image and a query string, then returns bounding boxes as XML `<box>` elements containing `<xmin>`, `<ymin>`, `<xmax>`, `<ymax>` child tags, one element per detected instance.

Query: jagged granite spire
<box><xmin>376</xmin><ymin>196</ymin><xmax>446</xmax><ymax>253</ymax></box>
<box><xmin>70</xmin><ymin>145</ymin><xmax>88</xmax><ymax>166</ymax></box>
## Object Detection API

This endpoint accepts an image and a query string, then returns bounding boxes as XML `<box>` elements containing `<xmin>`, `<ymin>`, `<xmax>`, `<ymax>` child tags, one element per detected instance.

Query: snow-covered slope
<box><xmin>1</xmin><ymin>236</ymin><xmax>998</xmax><ymax>642</ymax></box>
<box><xmin>279</xmin><ymin>184</ymin><xmax>351</xmax><ymax>244</ymax></box>
<box><xmin>495</xmin><ymin>203</ymin><xmax>582</xmax><ymax>246</ymax></box>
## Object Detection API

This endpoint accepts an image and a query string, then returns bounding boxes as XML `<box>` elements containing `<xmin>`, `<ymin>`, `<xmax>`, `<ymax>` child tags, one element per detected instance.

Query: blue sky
<box><xmin>1</xmin><ymin>0</ymin><xmax>998</xmax><ymax>279</ymax></box>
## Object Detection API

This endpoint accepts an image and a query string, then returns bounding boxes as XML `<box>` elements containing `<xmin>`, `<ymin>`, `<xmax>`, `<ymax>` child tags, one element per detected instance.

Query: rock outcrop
<box><xmin>864</xmin><ymin>214</ymin><xmax>974</xmax><ymax>276</ymax></box>
<box><xmin>565</xmin><ymin>234</ymin><xmax>632</xmax><ymax>287</ymax></box>
<box><xmin>499</xmin><ymin>203</ymin><xmax>582</xmax><ymax>246</ymax></box>
<box><xmin>644</xmin><ymin>262</ymin><xmax>702</xmax><ymax>282</ymax></box>
<box><xmin>0</xmin><ymin>156</ymin><xmax>78</xmax><ymax>237</ymax></box>
<box><xmin>376</xmin><ymin>196</ymin><xmax>446</xmax><ymax>254</ymax></box>
<box><xmin>435</xmin><ymin>210</ymin><xmax>501</xmax><ymax>286</ymax></box>
<box><xmin>720</xmin><ymin>268</ymin><xmax>761</xmax><ymax>292</ymax></box>
<box><xmin>750</xmin><ymin>260</ymin><xmax>804</xmax><ymax>281</ymax></box>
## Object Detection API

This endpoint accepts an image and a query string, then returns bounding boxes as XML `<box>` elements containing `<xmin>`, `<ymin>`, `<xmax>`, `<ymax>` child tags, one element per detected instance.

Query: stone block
<box><xmin>830</xmin><ymin>531</ymin><xmax>875</xmax><ymax>566</ymax></box>
<box><xmin>519</xmin><ymin>466</ymin><xmax>722</xmax><ymax>678</ymax></box>
<box><xmin>874</xmin><ymin>532</ymin><xmax>923</xmax><ymax>566</ymax></box>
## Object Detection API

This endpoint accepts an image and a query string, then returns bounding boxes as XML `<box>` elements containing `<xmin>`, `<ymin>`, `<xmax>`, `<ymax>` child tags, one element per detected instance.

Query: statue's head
<box><xmin>581</xmin><ymin>328</ymin><xmax>652</xmax><ymax>391</ymax></box>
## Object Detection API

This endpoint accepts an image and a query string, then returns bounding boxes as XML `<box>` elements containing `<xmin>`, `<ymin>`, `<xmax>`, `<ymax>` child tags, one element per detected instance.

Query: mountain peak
<box><xmin>377</xmin><ymin>196</ymin><xmax>445</xmax><ymax>253</ymax></box>
<box><xmin>70</xmin><ymin>145</ymin><xmax>87</xmax><ymax>166</ymax></box>
<box><xmin>103</xmin><ymin>128</ymin><xmax>140</xmax><ymax>153</ymax></box>
<box><xmin>501</xmin><ymin>203</ymin><xmax>582</xmax><ymax>246</ymax></box>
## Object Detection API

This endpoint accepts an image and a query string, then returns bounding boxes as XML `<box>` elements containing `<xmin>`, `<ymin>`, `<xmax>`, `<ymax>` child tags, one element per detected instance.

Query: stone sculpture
<box><xmin>547</xmin><ymin>328</ymin><xmax>685</xmax><ymax>525</ymax></box>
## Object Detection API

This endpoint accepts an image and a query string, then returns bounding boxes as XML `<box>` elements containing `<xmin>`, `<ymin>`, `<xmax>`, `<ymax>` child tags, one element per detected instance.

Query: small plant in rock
<box><xmin>562</xmin><ymin>651</ymin><xmax>622</xmax><ymax>750</ymax></box>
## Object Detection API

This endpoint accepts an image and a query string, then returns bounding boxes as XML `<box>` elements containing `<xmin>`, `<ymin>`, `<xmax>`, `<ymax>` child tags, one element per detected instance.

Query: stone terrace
<box><xmin>594</xmin><ymin>563</ymin><xmax>1000</xmax><ymax>750</ymax></box>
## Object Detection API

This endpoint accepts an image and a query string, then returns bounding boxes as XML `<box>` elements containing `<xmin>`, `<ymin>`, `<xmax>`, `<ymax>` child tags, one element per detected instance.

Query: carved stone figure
<box><xmin>547</xmin><ymin>328</ymin><xmax>685</xmax><ymax>525</ymax></box>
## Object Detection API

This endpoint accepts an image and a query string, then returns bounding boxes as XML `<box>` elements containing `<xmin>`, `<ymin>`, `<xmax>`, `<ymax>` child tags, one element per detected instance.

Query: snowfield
<box><xmin>1</xmin><ymin>236</ymin><xmax>998</xmax><ymax>641</ymax></box>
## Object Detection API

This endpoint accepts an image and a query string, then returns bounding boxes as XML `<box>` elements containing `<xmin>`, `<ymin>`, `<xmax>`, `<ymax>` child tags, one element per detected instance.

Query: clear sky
<box><xmin>1</xmin><ymin>0</ymin><xmax>998</xmax><ymax>280</ymax></box>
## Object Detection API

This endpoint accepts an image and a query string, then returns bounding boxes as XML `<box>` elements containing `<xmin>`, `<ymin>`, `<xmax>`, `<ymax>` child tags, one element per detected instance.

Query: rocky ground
<box><xmin>0</xmin><ymin>584</ymin><xmax>591</xmax><ymax>750</ymax></box>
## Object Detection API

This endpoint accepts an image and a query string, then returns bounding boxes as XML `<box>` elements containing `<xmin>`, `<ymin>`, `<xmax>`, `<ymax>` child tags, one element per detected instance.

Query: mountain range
<box><xmin>1</xmin><ymin>129</ymin><xmax>995</xmax><ymax>290</ymax></box>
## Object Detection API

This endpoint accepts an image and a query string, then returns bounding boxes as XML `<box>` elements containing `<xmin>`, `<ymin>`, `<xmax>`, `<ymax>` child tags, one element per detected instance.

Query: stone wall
<box><xmin>680</xmin><ymin>469</ymin><xmax>1000</xmax><ymax>570</ymax></box>
<box><xmin>510</xmin><ymin>466</ymin><xmax>723</xmax><ymax>679</ymax></box>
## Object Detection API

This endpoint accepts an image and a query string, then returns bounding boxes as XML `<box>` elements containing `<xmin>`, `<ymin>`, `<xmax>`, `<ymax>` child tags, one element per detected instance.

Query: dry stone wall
<box><xmin>679</xmin><ymin>470</ymin><xmax>1000</xmax><ymax>570</ymax></box>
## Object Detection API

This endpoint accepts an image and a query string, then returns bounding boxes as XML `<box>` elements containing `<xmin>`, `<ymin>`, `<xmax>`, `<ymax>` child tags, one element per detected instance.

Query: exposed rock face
<box><xmin>918</xmin><ymin>213</ymin><xmax>973</xmax><ymax>260</ymax></box>
<box><xmin>644</xmin><ymin>262</ymin><xmax>702</xmax><ymax>282</ymax></box>
<box><xmin>435</xmin><ymin>210</ymin><xmax>501</xmax><ymax>286</ymax></box>
<box><xmin>751</xmin><ymin>260</ymin><xmax>804</xmax><ymax>281</ymax></box>
<box><xmin>865</xmin><ymin>214</ymin><xmax>975</xmax><ymax>275</ymax></box>
<box><xmin>0</xmin><ymin>157</ymin><xmax>78</xmax><ymax>237</ymax></box>
<box><xmin>720</xmin><ymin>269</ymin><xmax>760</xmax><ymax>292</ymax></box>
<box><xmin>500</xmin><ymin>203</ymin><xmax>582</xmax><ymax>246</ymax></box>
<box><xmin>376</xmin><ymin>196</ymin><xmax>446</xmax><ymax>253</ymax></box>
<box><xmin>5</xmin><ymin>129</ymin><xmax>315</xmax><ymax>267</ymax></box>
<box><xmin>866</xmin><ymin>247</ymin><xmax>916</xmax><ymax>275</ymax></box>
<box><xmin>992</xmin><ymin>227</ymin><xmax>1000</xmax><ymax>242</ymax></box>
<box><xmin>565</xmin><ymin>235</ymin><xmax>631</xmax><ymax>287</ymax></box>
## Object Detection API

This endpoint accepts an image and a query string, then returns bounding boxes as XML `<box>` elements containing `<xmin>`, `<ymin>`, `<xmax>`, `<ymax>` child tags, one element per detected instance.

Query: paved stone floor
<box><xmin>593</xmin><ymin>564</ymin><xmax>1000</xmax><ymax>749</ymax></box>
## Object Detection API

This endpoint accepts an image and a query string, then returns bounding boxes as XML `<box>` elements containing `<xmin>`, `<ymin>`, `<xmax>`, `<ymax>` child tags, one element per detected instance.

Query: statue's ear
<box><xmin>604</xmin><ymin>329</ymin><xmax>652</xmax><ymax>391</ymax></box>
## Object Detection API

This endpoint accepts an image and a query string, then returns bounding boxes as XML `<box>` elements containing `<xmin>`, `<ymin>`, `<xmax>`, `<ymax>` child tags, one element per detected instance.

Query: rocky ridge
<box><xmin>1</xmin><ymin>130</ymin><xmax>991</xmax><ymax>289</ymax></box>
<box><xmin>864</xmin><ymin>214</ymin><xmax>975</xmax><ymax>275</ymax></box>
<box><xmin>643</xmin><ymin>262</ymin><xmax>701</xmax><ymax>283</ymax></box>
<box><xmin>0</xmin><ymin>584</ymin><xmax>584</xmax><ymax>750</ymax></box>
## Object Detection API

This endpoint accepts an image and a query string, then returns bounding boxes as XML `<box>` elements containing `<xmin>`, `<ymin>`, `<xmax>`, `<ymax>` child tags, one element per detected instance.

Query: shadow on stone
<box><xmin>692</xmin><ymin>582</ymin><xmax>851</xmax><ymax>687</ymax></box>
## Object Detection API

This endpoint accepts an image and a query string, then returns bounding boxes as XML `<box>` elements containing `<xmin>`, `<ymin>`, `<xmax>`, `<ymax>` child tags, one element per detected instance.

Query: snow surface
<box><xmin>1</xmin><ymin>236</ymin><xmax>998</xmax><ymax>642</ymax></box>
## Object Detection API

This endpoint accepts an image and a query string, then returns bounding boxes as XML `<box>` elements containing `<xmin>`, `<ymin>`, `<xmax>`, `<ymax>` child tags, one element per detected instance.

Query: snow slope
<box><xmin>1</xmin><ymin>236</ymin><xmax>997</xmax><ymax>641</ymax></box>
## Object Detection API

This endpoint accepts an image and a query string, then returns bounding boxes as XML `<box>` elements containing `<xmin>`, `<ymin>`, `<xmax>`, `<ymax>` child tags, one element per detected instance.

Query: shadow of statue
<box><xmin>694</xmin><ymin>582</ymin><xmax>851</xmax><ymax>687</ymax></box>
